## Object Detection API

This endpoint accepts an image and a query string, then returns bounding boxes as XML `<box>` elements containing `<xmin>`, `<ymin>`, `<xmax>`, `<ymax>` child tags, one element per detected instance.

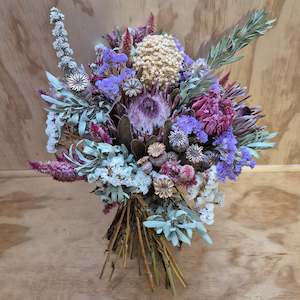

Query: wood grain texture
<box><xmin>0</xmin><ymin>0</ymin><xmax>299</xmax><ymax>169</ymax></box>
<box><xmin>0</xmin><ymin>170</ymin><xmax>299</xmax><ymax>299</ymax></box>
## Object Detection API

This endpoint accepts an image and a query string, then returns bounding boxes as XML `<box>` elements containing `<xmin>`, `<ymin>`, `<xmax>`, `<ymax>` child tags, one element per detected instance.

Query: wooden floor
<box><xmin>0</xmin><ymin>169</ymin><xmax>299</xmax><ymax>300</ymax></box>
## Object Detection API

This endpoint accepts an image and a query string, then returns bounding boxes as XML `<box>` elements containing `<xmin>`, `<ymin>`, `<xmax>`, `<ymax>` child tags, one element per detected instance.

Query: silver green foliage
<box><xmin>207</xmin><ymin>10</ymin><xmax>276</xmax><ymax>70</ymax></box>
<box><xmin>179</xmin><ymin>74</ymin><xmax>212</xmax><ymax>108</ymax></box>
<box><xmin>238</xmin><ymin>130</ymin><xmax>277</xmax><ymax>158</ymax></box>
<box><xmin>65</xmin><ymin>139</ymin><xmax>152</xmax><ymax>203</ymax></box>
<box><xmin>143</xmin><ymin>205</ymin><xmax>212</xmax><ymax>247</ymax></box>
<box><xmin>41</xmin><ymin>72</ymin><xmax>110</xmax><ymax>136</ymax></box>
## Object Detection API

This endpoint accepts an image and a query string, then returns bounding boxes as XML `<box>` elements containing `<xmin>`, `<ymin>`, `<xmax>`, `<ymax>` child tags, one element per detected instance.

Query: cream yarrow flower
<box><xmin>132</xmin><ymin>34</ymin><xmax>183</xmax><ymax>88</ymax></box>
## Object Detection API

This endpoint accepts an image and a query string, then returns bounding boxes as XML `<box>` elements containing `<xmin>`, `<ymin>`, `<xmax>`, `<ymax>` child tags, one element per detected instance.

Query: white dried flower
<box><xmin>45</xmin><ymin>106</ymin><xmax>64</xmax><ymax>153</ymax></box>
<box><xmin>132</xmin><ymin>34</ymin><xmax>183</xmax><ymax>88</ymax></box>
<box><xmin>199</xmin><ymin>203</ymin><xmax>215</xmax><ymax>225</ymax></box>
<box><xmin>49</xmin><ymin>7</ymin><xmax>64</xmax><ymax>24</ymax></box>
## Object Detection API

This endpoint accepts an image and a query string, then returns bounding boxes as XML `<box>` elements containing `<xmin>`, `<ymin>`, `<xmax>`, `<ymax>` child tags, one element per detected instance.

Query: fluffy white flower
<box><xmin>45</xmin><ymin>108</ymin><xmax>63</xmax><ymax>153</ymax></box>
<box><xmin>199</xmin><ymin>203</ymin><xmax>215</xmax><ymax>225</ymax></box>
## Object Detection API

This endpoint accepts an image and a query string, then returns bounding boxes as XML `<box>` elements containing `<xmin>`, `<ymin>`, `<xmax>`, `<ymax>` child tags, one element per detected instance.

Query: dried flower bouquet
<box><xmin>30</xmin><ymin>7</ymin><xmax>276</xmax><ymax>294</ymax></box>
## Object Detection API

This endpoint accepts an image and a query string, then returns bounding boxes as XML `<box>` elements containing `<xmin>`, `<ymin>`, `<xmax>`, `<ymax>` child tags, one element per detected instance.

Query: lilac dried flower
<box><xmin>216</xmin><ymin>146</ymin><xmax>256</xmax><ymax>181</ymax></box>
<box><xmin>213</xmin><ymin>128</ymin><xmax>255</xmax><ymax>181</ymax></box>
<box><xmin>213</xmin><ymin>127</ymin><xmax>237</xmax><ymax>165</ymax></box>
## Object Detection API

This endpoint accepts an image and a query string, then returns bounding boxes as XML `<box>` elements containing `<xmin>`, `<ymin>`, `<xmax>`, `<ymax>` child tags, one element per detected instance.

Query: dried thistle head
<box><xmin>147</xmin><ymin>142</ymin><xmax>166</xmax><ymax>158</ymax></box>
<box><xmin>153</xmin><ymin>177</ymin><xmax>174</xmax><ymax>199</ymax></box>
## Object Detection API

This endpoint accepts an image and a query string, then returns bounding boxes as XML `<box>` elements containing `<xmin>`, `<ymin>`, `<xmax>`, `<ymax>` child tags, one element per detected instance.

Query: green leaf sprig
<box><xmin>207</xmin><ymin>10</ymin><xmax>276</xmax><ymax>70</ymax></box>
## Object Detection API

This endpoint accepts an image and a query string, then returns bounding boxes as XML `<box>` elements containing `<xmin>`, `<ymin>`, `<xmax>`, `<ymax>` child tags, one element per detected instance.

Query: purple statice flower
<box><xmin>237</xmin><ymin>147</ymin><xmax>256</xmax><ymax>170</ymax></box>
<box><xmin>102</xmin><ymin>48</ymin><xmax>127</xmax><ymax>67</ymax></box>
<box><xmin>96</xmin><ymin>75</ymin><xmax>120</xmax><ymax>99</ymax></box>
<box><xmin>29</xmin><ymin>160</ymin><xmax>84</xmax><ymax>182</ymax></box>
<box><xmin>213</xmin><ymin>127</ymin><xmax>237</xmax><ymax>164</ymax></box>
<box><xmin>95</xmin><ymin>48</ymin><xmax>135</xmax><ymax>100</ymax></box>
<box><xmin>173</xmin><ymin>115</ymin><xmax>208</xmax><ymax>143</ymax></box>
<box><xmin>96</xmin><ymin>68</ymin><xmax>135</xmax><ymax>100</ymax></box>
<box><xmin>174</xmin><ymin>38</ymin><xmax>194</xmax><ymax>66</ymax></box>
<box><xmin>213</xmin><ymin>129</ymin><xmax>256</xmax><ymax>181</ymax></box>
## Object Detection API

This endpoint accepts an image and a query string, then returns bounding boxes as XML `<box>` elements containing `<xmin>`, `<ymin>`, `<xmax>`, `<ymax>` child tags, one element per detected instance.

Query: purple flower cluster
<box><xmin>213</xmin><ymin>128</ymin><xmax>255</xmax><ymax>181</ymax></box>
<box><xmin>95</xmin><ymin>48</ymin><xmax>135</xmax><ymax>100</ymax></box>
<box><xmin>173</xmin><ymin>115</ymin><xmax>208</xmax><ymax>143</ymax></box>
<box><xmin>174</xmin><ymin>38</ymin><xmax>194</xmax><ymax>66</ymax></box>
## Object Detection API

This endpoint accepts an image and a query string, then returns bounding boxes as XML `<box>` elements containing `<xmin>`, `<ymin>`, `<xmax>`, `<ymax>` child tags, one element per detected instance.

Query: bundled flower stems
<box><xmin>30</xmin><ymin>7</ymin><xmax>277</xmax><ymax>294</ymax></box>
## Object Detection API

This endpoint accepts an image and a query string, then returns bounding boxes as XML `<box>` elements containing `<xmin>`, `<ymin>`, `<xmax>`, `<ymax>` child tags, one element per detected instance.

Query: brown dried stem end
<box><xmin>100</xmin><ymin>195</ymin><xmax>187</xmax><ymax>294</ymax></box>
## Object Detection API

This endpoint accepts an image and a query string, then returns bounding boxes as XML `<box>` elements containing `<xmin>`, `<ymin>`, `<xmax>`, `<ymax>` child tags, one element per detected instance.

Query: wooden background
<box><xmin>0</xmin><ymin>167</ymin><xmax>299</xmax><ymax>299</ymax></box>
<box><xmin>0</xmin><ymin>0</ymin><xmax>299</xmax><ymax>170</ymax></box>
<box><xmin>0</xmin><ymin>2</ymin><xmax>300</xmax><ymax>299</ymax></box>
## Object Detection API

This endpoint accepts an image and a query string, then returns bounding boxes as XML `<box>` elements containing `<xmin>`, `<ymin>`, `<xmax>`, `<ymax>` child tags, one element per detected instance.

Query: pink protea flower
<box><xmin>192</xmin><ymin>90</ymin><xmax>235</xmax><ymax>136</ymax></box>
<box><xmin>29</xmin><ymin>160</ymin><xmax>83</xmax><ymax>182</ymax></box>
<box><xmin>128</xmin><ymin>88</ymin><xmax>171</xmax><ymax>135</ymax></box>
<box><xmin>89</xmin><ymin>123</ymin><xmax>112</xmax><ymax>144</ymax></box>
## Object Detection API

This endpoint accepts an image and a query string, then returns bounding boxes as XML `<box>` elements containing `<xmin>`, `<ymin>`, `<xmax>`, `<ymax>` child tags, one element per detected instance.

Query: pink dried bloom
<box><xmin>121</xmin><ymin>28</ymin><xmax>133</xmax><ymax>58</ymax></box>
<box><xmin>146</xmin><ymin>13</ymin><xmax>156</xmax><ymax>35</ymax></box>
<box><xmin>103</xmin><ymin>202</ymin><xmax>119</xmax><ymax>214</ymax></box>
<box><xmin>89</xmin><ymin>123</ymin><xmax>112</xmax><ymax>144</ymax></box>
<box><xmin>160</xmin><ymin>160</ymin><xmax>181</xmax><ymax>181</ymax></box>
<box><xmin>179</xmin><ymin>165</ymin><xmax>196</xmax><ymax>185</ymax></box>
<box><xmin>29</xmin><ymin>160</ymin><xmax>83</xmax><ymax>182</ymax></box>
<box><xmin>192</xmin><ymin>90</ymin><xmax>234</xmax><ymax>136</ymax></box>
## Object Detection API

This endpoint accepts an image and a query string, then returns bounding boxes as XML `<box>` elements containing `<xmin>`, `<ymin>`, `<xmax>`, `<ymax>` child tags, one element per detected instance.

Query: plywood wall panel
<box><xmin>0</xmin><ymin>0</ymin><xmax>299</xmax><ymax>169</ymax></box>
